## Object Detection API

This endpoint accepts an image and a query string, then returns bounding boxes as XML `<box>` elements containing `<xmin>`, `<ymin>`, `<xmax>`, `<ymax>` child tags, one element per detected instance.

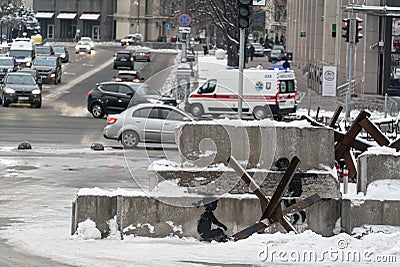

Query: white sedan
<box><xmin>103</xmin><ymin>103</ymin><xmax>193</xmax><ymax>148</ymax></box>
<box><xmin>80</xmin><ymin>37</ymin><xmax>95</xmax><ymax>49</ymax></box>
<box><xmin>75</xmin><ymin>41</ymin><xmax>92</xmax><ymax>54</ymax></box>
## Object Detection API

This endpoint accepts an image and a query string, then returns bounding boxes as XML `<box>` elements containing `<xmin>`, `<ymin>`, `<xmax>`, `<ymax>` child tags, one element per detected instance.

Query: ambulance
<box><xmin>186</xmin><ymin>68</ymin><xmax>297</xmax><ymax>119</ymax></box>
<box><xmin>9</xmin><ymin>37</ymin><xmax>36</xmax><ymax>67</ymax></box>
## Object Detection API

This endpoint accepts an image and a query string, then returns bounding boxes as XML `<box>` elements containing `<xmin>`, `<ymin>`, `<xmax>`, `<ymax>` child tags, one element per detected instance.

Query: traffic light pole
<box><xmin>238</xmin><ymin>28</ymin><xmax>245</xmax><ymax>119</ymax></box>
<box><xmin>345</xmin><ymin>6</ymin><xmax>355</xmax><ymax>120</ymax></box>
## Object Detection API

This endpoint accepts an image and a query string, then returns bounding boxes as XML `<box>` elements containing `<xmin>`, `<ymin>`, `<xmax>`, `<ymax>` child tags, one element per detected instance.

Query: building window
<box><xmin>92</xmin><ymin>26</ymin><xmax>100</xmax><ymax>40</ymax></box>
<box><xmin>47</xmin><ymin>25</ymin><xmax>54</xmax><ymax>39</ymax></box>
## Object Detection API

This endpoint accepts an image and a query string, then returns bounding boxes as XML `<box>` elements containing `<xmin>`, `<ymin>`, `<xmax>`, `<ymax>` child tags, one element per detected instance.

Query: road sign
<box><xmin>253</xmin><ymin>0</ymin><xmax>266</xmax><ymax>6</ymax></box>
<box><xmin>178</xmin><ymin>14</ymin><xmax>191</xmax><ymax>27</ymax></box>
<box><xmin>179</xmin><ymin>27</ymin><xmax>191</xmax><ymax>34</ymax></box>
<box><xmin>165</xmin><ymin>23</ymin><xmax>171</xmax><ymax>30</ymax></box>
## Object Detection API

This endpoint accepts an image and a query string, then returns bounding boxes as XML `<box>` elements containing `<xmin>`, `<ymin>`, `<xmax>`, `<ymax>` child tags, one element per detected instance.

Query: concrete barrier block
<box><xmin>175</xmin><ymin>120</ymin><xmax>334</xmax><ymax>170</ymax></box>
<box><xmin>341</xmin><ymin>199</ymin><xmax>400</xmax><ymax>234</ymax></box>
<box><xmin>357</xmin><ymin>153</ymin><xmax>400</xmax><ymax>193</ymax></box>
<box><xmin>72</xmin><ymin>192</ymin><xmax>341</xmax><ymax>238</ymax></box>
<box><xmin>149</xmin><ymin>169</ymin><xmax>340</xmax><ymax>199</ymax></box>
<box><xmin>73</xmin><ymin>195</ymin><xmax>118</xmax><ymax>238</ymax></box>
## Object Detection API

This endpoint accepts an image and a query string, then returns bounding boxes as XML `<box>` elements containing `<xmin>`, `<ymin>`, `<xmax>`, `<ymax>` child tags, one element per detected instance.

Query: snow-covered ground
<box><xmin>0</xmin><ymin>53</ymin><xmax>399</xmax><ymax>266</ymax></box>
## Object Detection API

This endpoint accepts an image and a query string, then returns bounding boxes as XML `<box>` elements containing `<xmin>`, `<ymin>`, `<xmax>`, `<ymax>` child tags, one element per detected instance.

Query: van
<box><xmin>186</xmin><ymin>68</ymin><xmax>297</xmax><ymax>119</ymax></box>
<box><xmin>9</xmin><ymin>37</ymin><xmax>35</xmax><ymax>67</ymax></box>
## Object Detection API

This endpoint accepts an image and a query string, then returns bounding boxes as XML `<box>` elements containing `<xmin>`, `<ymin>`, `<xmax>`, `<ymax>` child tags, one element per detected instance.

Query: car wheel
<box><xmin>2</xmin><ymin>96</ymin><xmax>9</xmax><ymax>107</ymax></box>
<box><xmin>121</xmin><ymin>130</ymin><xmax>139</xmax><ymax>149</ymax></box>
<box><xmin>113</xmin><ymin>65</ymin><xmax>117</xmax><ymax>70</ymax></box>
<box><xmin>253</xmin><ymin>106</ymin><xmax>267</xmax><ymax>120</ymax></box>
<box><xmin>191</xmin><ymin>104</ymin><xmax>204</xmax><ymax>117</ymax></box>
<box><xmin>90</xmin><ymin>103</ymin><xmax>104</xmax><ymax>118</ymax></box>
<box><xmin>53</xmin><ymin>77</ymin><xmax>57</xmax><ymax>85</ymax></box>
<box><xmin>31</xmin><ymin>101</ymin><xmax>41</xmax><ymax>108</ymax></box>
<box><xmin>147</xmin><ymin>58</ymin><xmax>150</xmax><ymax>62</ymax></box>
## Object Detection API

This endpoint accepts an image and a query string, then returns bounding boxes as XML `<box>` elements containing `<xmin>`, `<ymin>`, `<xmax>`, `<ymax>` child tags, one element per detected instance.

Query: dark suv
<box><xmin>0</xmin><ymin>56</ymin><xmax>17</xmax><ymax>81</ymax></box>
<box><xmin>0</xmin><ymin>72</ymin><xmax>42</xmax><ymax>108</ymax></box>
<box><xmin>87</xmin><ymin>81</ymin><xmax>177</xmax><ymax>118</ymax></box>
<box><xmin>32</xmin><ymin>56</ymin><xmax>62</xmax><ymax>84</ymax></box>
<box><xmin>113</xmin><ymin>51</ymin><xmax>135</xmax><ymax>70</ymax></box>
<box><xmin>114</xmin><ymin>70</ymin><xmax>144</xmax><ymax>83</ymax></box>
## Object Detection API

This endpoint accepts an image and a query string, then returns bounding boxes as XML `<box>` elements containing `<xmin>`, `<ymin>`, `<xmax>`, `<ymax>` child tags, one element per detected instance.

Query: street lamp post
<box><xmin>133</xmin><ymin>0</ymin><xmax>140</xmax><ymax>34</ymax></box>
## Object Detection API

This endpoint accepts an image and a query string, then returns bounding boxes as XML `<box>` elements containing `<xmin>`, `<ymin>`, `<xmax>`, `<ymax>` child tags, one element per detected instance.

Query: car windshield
<box><xmin>33</xmin><ymin>58</ymin><xmax>56</xmax><ymax>67</ymax></box>
<box><xmin>53</xmin><ymin>47</ymin><xmax>65</xmax><ymax>53</ymax></box>
<box><xmin>119</xmin><ymin>74</ymin><xmax>138</xmax><ymax>80</ymax></box>
<box><xmin>81</xmin><ymin>37</ymin><xmax>91</xmax><ymax>41</ymax></box>
<box><xmin>77</xmin><ymin>41</ymin><xmax>89</xmax><ymax>45</ymax></box>
<box><xmin>0</xmin><ymin>58</ymin><xmax>13</xmax><ymax>65</ymax></box>
<box><xmin>271</xmin><ymin>49</ymin><xmax>282</xmax><ymax>54</ymax></box>
<box><xmin>6</xmin><ymin>75</ymin><xmax>36</xmax><ymax>85</ymax></box>
<box><xmin>134</xmin><ymin>85</ymin><xmax>160</xmax><ymax>96</ymax></box>
<box><xmin>136</xmin><ymin>49</ymin><xmax>149</xmax><ymax>53</ymax></box>
<box><xmin>253</xmin><ymin>44</ymin><xmax>263</xmax><ymax>49</ymax></box>
<box><xmin>123</xmin><ymin>35</ymin><xmax>134</xmax><ymax>39</ymax></box>
<box><xmin>19</xmin><ymin>70</ymin><xmax>37</xmax><ymax>78</ymax></box>
<box><xmin>36</xmin><ymin>47</ymin><xmax>51</xmax><ymax>54</ymax></box>
<box><xmin>9</xmin><ymin>50</ymin><xmax>32</xmax><ymax>57</ymax></box>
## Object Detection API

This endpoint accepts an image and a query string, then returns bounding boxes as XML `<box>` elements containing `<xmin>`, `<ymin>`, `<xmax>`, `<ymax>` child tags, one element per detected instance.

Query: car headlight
<box><xmin>4</xmin><ymin>88</ymin><xmax>15</xmax><ymax>94</ymax></box>
<box><xmin>26</xmin><ymin>62</ymin><xmax>31</xmax><ymax>67</ymax></box>
<box><xmin>50</xmin><ymin>73</ymin><xmax>56</xmax><ymax>77</ymax></box>
<box><xmin>7</xmin><ymin>69</ymin><xmax>12</xmax><ymax>72</ymax></box>
<box><xmin>32</xmin><ymin>89</ymin><xmax>41</xmax><ymax>95</ymax></box>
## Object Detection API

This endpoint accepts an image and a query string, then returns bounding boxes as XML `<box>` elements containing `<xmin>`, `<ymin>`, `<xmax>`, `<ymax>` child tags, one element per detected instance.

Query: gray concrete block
<box><xmin>72</xmin><ymin>193</ymin><xmax>341</xmax><ymax>238</ymax></box>
<box><xmin>357</xmin><ymin>153</ymin><xmax>400</xmax><ymax>193</ymax></box>
<box><xmin>175</xmin><ymin>121</ymin><xmax>334</xmax><ymax>170</ymax></box>
<box><xmin>341</xmin><ymin>199</ymin><xmax>400</xmax><ymax>234</ymax></box>
<box><xmin>149</xmin><ymin>169</ymin><xmax>340</xmax><ymax>199</ymax></box>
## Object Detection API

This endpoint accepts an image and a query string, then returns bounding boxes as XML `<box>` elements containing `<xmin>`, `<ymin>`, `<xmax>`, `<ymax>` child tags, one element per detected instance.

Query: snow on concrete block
<box><xmin>357</xmin><ymin>151</ymin><xmax>400</xmax><ymax>193</ymax></box>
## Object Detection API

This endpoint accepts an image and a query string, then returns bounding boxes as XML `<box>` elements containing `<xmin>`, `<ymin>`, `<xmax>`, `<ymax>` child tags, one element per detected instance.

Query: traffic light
<box><xmin>355</xmin><ymin>17</ymin><xmax>363</xmax><ymax>43</ymax></box>
<box><xmin>237</xmin><ymin>0</ymin><xmax>251</xmax><ymax>29</ymax></box>
<box><xmin>342</xmin><ymin>18</ymin><xmax>350</xmax><ymax>43</ymax></box>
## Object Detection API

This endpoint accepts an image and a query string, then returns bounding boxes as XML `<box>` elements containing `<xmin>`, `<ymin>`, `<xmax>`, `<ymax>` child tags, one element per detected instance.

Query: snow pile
<box><xmin>352</xmin><ymin>225</ymin><xmax>400</xmax><ymax>238</ymax></box>
<box><xmin>106</xmin><ymin>216</ymin><xmax>121</xmax><ymax>240</ymax></box>
<box><xmin>363</xmin><ymin>146</ymin><xmax>400</xmax><ymax>156</ymax></box>
<box><xmin>366</xmin><ymin>179</ymin><xmax>400</xmax><ymax>200</ymax></box>
<box><xmin>72</xmin><ymin>219</ymin><xmax>101</xmax><ymax>240</ymax></box>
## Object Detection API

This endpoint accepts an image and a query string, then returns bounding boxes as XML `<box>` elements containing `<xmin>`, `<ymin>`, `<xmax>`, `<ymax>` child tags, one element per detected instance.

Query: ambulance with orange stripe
<box><xmin>187</xmin><ymin>68</ymin><xmax>297</xmax><ymax>119</ymax></box>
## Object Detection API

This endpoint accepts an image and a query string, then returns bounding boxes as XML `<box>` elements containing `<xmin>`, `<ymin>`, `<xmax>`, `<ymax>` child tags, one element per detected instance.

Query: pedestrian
<box><xmin>245</xmin><ymin>46</ymin><xmax>250</xmax><ymax>64</ymax></box>
<box><xmin>282</xmin><ymin>57</ymin><xmax>291</xmax><ymax>69</ymax></box>
<box><xmin>197</xmin><ymin>200</ymin><xmax>227</xmax><ymax>242</ymax></box>
<box><xmin>203</xmin><ymin>44</ymin><xmax>208</xmax><ymax>56</ymax></box>
<box><xmin>249</xmin><ymin>44</ymin><xmax>255</xmax><ymax>61</ymax></box>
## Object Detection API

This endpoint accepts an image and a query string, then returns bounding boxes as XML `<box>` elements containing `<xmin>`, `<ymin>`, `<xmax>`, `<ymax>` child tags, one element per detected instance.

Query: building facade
<box><xmin>32</xmin><ymin>0</ymin><xmax>176</xmax><ymax>42</ymax></box>
<box><xmin>286</xmin><ymin>0</ymin><xmax>400</xmax><ymax>96</ymax></box>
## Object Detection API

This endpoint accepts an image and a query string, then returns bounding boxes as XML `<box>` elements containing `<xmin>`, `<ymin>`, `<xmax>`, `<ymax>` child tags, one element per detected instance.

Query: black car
<box><xmin>32</xmin><ymin>56</ymin><xmax>62</xmax><ymax>84</ymax></box>
<box><xmin>113</xmin><ymin>51</ymin><xmax>135</xmax><ymax>70</ymax></box>
<box><xmin>53</xmin><ymin>46</ymin><xmax>69</xmax><ymax>63</ymax></box>
<box><xmin>0</xmin><ymin>56</ymin><xmax>18</xmax><ymax>80</ymax></box>
<box><xmin>17</xmin><ymin>68</ymin><xmax>43</xmax><ymax>89</ymax></box>
<box><xmin>114</xmin><ymin>70</ymin><xmax>144</xmax><ymax>83</ymax></box>
<box><xmin>0</xmin><ymin>72</ymin><xmax>42</xmax><ymax>108</ymax></box>
<box><xmin>35</xmin><ymin>45</ymin><xmax>55</xmax><ymax>56</ymax></box>
<box><xmin>87</xmin><ymin>81</ymin><xmax>177</xmax><ymax>118</ymax></box>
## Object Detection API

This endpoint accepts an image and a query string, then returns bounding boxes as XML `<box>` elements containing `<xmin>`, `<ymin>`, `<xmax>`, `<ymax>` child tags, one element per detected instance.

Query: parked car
<box><xmin>251</xmin><ymin>43</ymin><xmax>264</xmax><ymax>57</ymax></box>
<box><xmin>103</xmin><ymin>103</ymin><xmax>193</xmax><ymax>148</ymax></box>
<box><xmin>269</xmin><ymin>49</ymin><xmax>285</xmax><ymax>62</ymax></box>
<box><xmin>133</xmin><ymin>47</ymin><xmax>151</xmax><ymax>62</ymax></box>
<box><xmin>0</xmin><ymin>56</ymin><xmax>18</xmax><ymax>81</ymax></box>
<box><xmin>53</xmin><ymin>46</ymin><xmax>69</xmax><ymax>63</ymax></box>
<box><xmin>114</xmin><ymin>70</ymin><xmax>143</xmax><ymax>83</ymax></box>
<box><xmin>113</xmin><ymin>51</ymin><xmax>135</xmax><ymax>69</ymax></box>
<box><xmin>32</xmin><ymin>56</ymin><xmax>62</xmax><ymax>84</ymax></box>
<box><xmin>75</xmin><ymin>41</ymin><xmax>92</xmax><ymax>54</ymax></box>
<box><xmin>120</xmin><ymin>34</ymin><xmax>142</xmax><ymax>46</ymax></box>
<box><xmin>0</xmin><ymin>72</ymin><xmax>41</xmax><ymax>108</ymax></box>
<box><xmin>35</xmin><ymin>45</ymin><xmax>54</xmax><ymax>56</ymax></box>
<box><xmin>17</xmin><ymin>68</ymin><xmax>42</xmax><ymax>89</ymax></box>
<box><xmin>87</xmin><ymin>81</ymin><xmax>177</xmax><ymax>118</ymax></box>
<box><xmin>80</xmin><ymin>37</ymin><xmax>95</xmax><ymax>49</ymax></box>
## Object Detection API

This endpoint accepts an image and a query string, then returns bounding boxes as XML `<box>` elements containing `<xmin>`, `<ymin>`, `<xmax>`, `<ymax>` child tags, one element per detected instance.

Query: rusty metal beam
<box><xmin>335</xmin><ymin>111</ymin><xmax>370</xmax><ymax>160</ymax></box>
<box><xmin>390</xmin><ymin>138</ymin><xmax>400</xmax><ymax>151</ymax></box>
<box><xmin>334</xmin><ymin>131</ymin><xmax>371</xmax><ymax>151</ymax></box>
<box><xmin>359</xmin><ymin>118</ymin><xmax>390</xmax><ymax>146</ymax></box>
<box><xmin>228</xmin><ymin>156</ymin><xmax>269</xmax><ymax>211</ymax></box>
<box><xmin>260</xmin><ymin>157</ymin><xmax>300</xmax><ymax>221</ymax></box>
<box><xmin>343</xmin><ymin>151</ymin><xmax>357</xmax><ymax>181</ymax></box>
<box><xmin>328</xmin><ymin>106</ymin><xmax>344</xmax><ymax>128</ymax></box>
